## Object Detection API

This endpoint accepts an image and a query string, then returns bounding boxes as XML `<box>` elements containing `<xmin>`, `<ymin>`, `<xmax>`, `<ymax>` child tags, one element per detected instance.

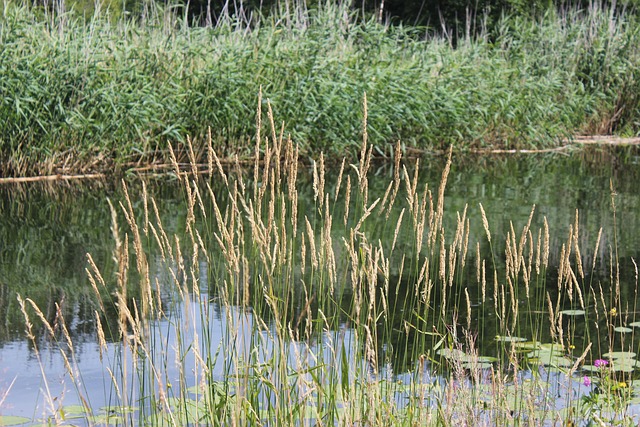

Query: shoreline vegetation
<box><xmin>1</xmin><ymin>1</ymin><xmax>640</xmax><ymax>177</ymax></box>
<box><xmin>1</xmin><ymin>135</ymin><xmax>639</xmax><ymax>184</ymax></box>
<box><xmin>11</xmin><ymin>106</ymin><xmax>640</xmax><ymax>426</ymax></box>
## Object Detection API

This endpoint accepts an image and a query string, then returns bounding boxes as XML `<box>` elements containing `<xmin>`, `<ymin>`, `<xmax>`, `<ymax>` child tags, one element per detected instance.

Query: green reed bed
<box><xmin>1</xmin><ymin>1</ymin><xmax>640</xmax><ymax>176</ymax></box>
<box><xmin>12</xmin><ymin>105</ymin><xmax>640</xmax><ymax>426</ymax></box>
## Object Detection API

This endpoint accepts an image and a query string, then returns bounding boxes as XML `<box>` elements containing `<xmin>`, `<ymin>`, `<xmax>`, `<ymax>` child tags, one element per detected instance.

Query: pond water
<box><xmin>1</xmin><ymin>146</ymin><xmax>640</xmax><ymax>422</ymax></box>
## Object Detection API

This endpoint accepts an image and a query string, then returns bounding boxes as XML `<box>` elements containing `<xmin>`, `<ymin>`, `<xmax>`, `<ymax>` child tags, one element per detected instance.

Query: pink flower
<box><xmin>583</xmin><ymin>376</ymin><xmax>591</xmax><ymax>387</ymax></box>
<box><xmin>594</xmin><ymin>359</ymin><xmax>609</xmax><ymax>368</ymax></box>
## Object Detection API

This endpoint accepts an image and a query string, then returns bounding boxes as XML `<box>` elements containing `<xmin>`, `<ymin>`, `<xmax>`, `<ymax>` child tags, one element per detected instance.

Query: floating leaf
<box><xmin>512</xmin><ymin>341</ymin><xmax>542</xmax><ymax>352</ymax></box>
<box><xmin>532</xmin><ymin>407</ymin><xmax>577</xmax><ymax>423</ymax></box>
<box><xmin>99</xmin><ymin>405</ymin><xmax>137</xmax><ymax>415</ymax></box>
<box><xmin>476</xmin><ymin>356</ymin><xmax>499</xmax><ymax>363</ymax></box>
<box><xmin>61</xmin><ymin>405</ymin><xmax>90</xmax><ymax>414</ymax></box>
<box><xmin>614</xmin><ymin>326</ymin><xmax>633</xmax><ymax>333</ymax></box>
<box><xmin>60</xmin><ymin>405</ymin><xmax>91</xmax><ymax>419</ymax></box>
<box><xmin>527</xmin><ymin>351</ymin><xmax>573</xmax><ymax>367</ymax></box>
<box><xmin>89</xmin><ymin>414</ymin><xmax>123</xmax><ymax>426</ymax></box>
<box><xmin>610</xmin><ymin>359</ymin><xmax>638</xmax><ymax>372</ymax></box>
<box><xmin>603</xmin><ymin>351</ymin><xmax>637</xmax><ymax>360</ymax></box>
<box><xmin>560</xmin><ymin>309</ymin><xmax>586</xmax><ymax>316</ymax></box>
<box><xmin>628</xmin><ymin>322</ymin><xmax>640</xmax><ymax>328</ymax></box>
<box><xmin>539</xmin><ymin>343</ymin><xmax>565</xmax><ymax>354</ymax></box>
<box><xmin>584</xmin><ymin>358</ymin><xmax>638</xmax><ymax>373</ymax></box>
<box><xmin>461</xmin><ymin>362</ymin><xmax>493</xmax><ymax>370</ymax></box>
<box><xmin>436</xmin><ymin>348</ymin><xmax>466</xmax><ymax>360</ymax></box>
<box><xmin>495</xmin><ymin>336</ymin><xmax>527</xmax><ymax>343</ymax></box>
<box><xmin>0</xmin><ymin>416</ymin><xmax>31</xmax><ymax>426</ymax></box>
<box><xmin>490</xmin><ymin>380</ymin><xmax>556</xmax><ymax>411</ymax></box>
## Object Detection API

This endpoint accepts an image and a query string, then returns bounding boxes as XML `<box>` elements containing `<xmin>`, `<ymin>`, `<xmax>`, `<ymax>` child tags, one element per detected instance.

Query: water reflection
<box><xmin>0</xmin><ymin>146</ymin><xmax>639</xmax><ymax>418</ymax></box>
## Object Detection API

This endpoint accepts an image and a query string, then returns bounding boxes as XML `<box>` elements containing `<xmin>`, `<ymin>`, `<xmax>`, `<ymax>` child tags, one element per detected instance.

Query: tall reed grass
<box><xmin>14</xmin><ymin>101</ymin><xmax>640</xmax><ymax>426</ymax></box>
<box><xmin>1</xmin><ymin>1</ymin><xmax>640</xmax><ymax>176</ymax></box>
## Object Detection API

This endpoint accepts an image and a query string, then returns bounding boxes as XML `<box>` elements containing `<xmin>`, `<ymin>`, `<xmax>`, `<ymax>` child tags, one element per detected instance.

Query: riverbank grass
<box><xmin>13</xmin><ymin>104</ymin><xmax>640</xmax><ymax>425</ymax></box>
<box><xmin>1</xmin><ymin>1</ymin><xmax>640</xmax><ymax>176</ymax></box>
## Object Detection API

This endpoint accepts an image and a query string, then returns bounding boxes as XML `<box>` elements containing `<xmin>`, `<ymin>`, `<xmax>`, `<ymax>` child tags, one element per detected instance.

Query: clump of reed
<box><xmin>1</xmin><ymin>1</ymin><xmax>640</xmax><ymax>176</ymax></box>
<box><xmin>14</xmin><ymin>99</ymin><xmax>640</xmax><ymax>426</ymax></box>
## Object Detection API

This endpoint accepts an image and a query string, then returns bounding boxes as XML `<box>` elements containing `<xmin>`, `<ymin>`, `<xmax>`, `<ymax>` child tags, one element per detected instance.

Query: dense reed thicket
<box><xmin>1</xmin><ymin>1</ymin><xmax>639</xmax><ymax>175</ymax></box>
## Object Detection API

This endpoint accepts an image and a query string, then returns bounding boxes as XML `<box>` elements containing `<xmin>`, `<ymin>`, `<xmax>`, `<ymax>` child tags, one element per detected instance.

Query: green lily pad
<box><xmin>476</xmin><ymin>356</ymin><xmax>499</xmax><ymax>363</ymax></box>
<box><xmin>0</xmin><ymin>416</ymin><xmax>31</xmax><ymax>426</ymax></box>
<box><xmin>99</xmin><ymin>405</ymin><xmax>137</xmax><ymax>415</ymax></box>
<box><xmin>89</xmin><ymin>414</ymin><xmax>123</xmax><ymax>426</ymax></box>
<box><xmin>61</xmin><ymin>405</ymin><xmax>90</xmax><ymax>414</ymax></box>
<box><xmin>527</xmin><ymin>351</ymin><xmax>574</xmax><ymax>367</ymax></box>
<box><xmin>539</xmin><ymin>343</ymin><xmax>565</xmax><ymax>354</ymax></box>
<box><xmin>614</xmin><ymin>326</ymin><xmax>633</xmax><ymax>333</ymax></box>
<box><xmin>585</xmin><ymin>357</ymin><xmax>637</xmax><ymax>372</ymax></box>
<box><xmin>187</xmin><ymin>381</ymin><xmax>231</xmax><ymax>396</ymax></box>
<box><xmin>461</xmin><ymin>362</ymin><xmax>494</xmax><ymax>370</ymax></box>
<box><xmin>436</xmin><ymin>348</ymin><xmax>466</xmax><ymax>359</ymax></box>
<box><xmin>628</xmin><ymin>321</ymin><xmax>640</xmax><ymax>328</ymax></box>
<box><xmin>560</xmin><ymin>309</ymin><xmax>586</xmax><ymax>316</ymax></box>
<box><xmin>610</xmin><ymin>359</ymin><xmax>638</xmax><ymax>372</ymax></box>
<box><xmin>491</xmin><ymin>380</ymin><xmax>556</xmax><ymax>411</ymax></box>
<box><xmin>60</xmin><ymin>405</ymin><xmax>91</xmax><ymax>419</ymax></box>
<box><xmin>603</xmin><ymin>351</ymin><xmax>637</xmax><ymax>359</ymax></box>
<box><xmin>532</xmin><ymin>407</ymin><xmax>578</xmax><ymax>423</ymax></box>
<box><xmin>512</xmin><ymin>341</ymin><xmax>542</xmax><ymax>352</ymax></box>
<box><xmin>495</xmin><ymin>336</ymin><xmax>527</xmax><ymax>343</ymax></box>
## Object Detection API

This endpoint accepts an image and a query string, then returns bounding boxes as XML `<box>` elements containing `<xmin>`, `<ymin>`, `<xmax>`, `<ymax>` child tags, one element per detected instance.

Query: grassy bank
<box><xmin>1</xmin><ymin>1</ymin><xmax>640</xmax><ymax>176</ymax></box>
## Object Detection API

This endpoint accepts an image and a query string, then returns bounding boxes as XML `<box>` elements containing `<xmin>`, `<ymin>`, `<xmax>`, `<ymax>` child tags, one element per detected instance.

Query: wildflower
<box><xmin>583</xmin><ymin>376</ymin><xmax>591</xmax><ymax>387</ymax></box>
<box><xmin>611</xmin><ymin>381</ymin><xmax>628</xmax><ymax>392</ymax></box>
<box><xmin>594</xmin><ymin>359</ymin><xmax>609</xmax><ymax>368</ymax></box>
<box><xmin>610</xmin><ymin>307</ymin><xmax>618</xmax><ymax>317</ymax></box>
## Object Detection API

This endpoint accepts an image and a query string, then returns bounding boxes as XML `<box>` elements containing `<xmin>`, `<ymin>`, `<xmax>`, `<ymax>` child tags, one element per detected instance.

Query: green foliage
<box><xmin>1</xmin><ymin>1</ymin><xmax>640</xmax><ymax>175</ymax></box>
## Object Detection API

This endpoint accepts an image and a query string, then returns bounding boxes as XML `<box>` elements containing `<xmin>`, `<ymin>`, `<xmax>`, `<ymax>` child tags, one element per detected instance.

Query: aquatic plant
<box><xmin>1</xmin><ymin>1</ymin><xmax>640</xmax><ymax>176</ymax></box>
<box><xmin>11</xmin><ymin>101</ymin><xmax>640</xmax><ymax>426</ymax></box>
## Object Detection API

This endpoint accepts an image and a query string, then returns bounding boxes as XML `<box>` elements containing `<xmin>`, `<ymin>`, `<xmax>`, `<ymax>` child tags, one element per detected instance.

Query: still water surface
<box><xmin>1</xmin><ymin>147</ymin><xmax>640</xmax><ymax>419</ymax></box>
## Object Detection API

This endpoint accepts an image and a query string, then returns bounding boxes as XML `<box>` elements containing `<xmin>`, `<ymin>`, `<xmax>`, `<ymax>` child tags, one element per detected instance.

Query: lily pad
<box><xmin>614</xmin><ymin>326</ymin><xmax>633</xmax><ymax>333</ymax></box>
<box><xmin>99</xmin><ymin>405</ymin><xmax>137</xmax><ymax>415</ymax></box>
<box><xmin>0</xmin><ymin>416</ymin><xmax>31</xmax><ymax>426</ymax></box>
<box><xmin>495</xmin><ymin>336</ymin><xmax>527</xmax><ymax>343</ymax></box>
<box><xmin>436</xmin><ymin>348</ymin><xmax>466</xmax><ymax>360</ymax></box>
<box><xmin>60</xmin><ymin>405</ymin><xmax>91</xmax><ymax>419</ymax></box>
<box><xmin>585</xmin><ymin>358</ymin><xmax>638</xmax><ymax>373</ymax></box>
<box><xmin>560</xmin><ymin>309</ymin><xmax>586</xmax><ymax>316</ymax></box>
<box><xmin>461</xmin><ymin>362</ymin><xmax>494</xmax><ymax>370</ymax></box>
<box><xmin>476</xmin><ymin>356</ymin><xmax>499</xmax><ymax>363</ymax></box>
<box><xmin>628</xmin><ymin>321</ymin><xmax>640</xmax><ymax>328</ymax></box>
<box><xmin>610</xmin><ymin>358</ymin><xmax>638</xmax><ymax>372</ymax></box>
<box><xmin>539</xmin><ymin>343</ymin><xmax>565</xmax><ymax>354</ymax></box>
<box><xmin>488</xmin><ymin>380</ymin><xmax>557</xmax><ymax>412</ymax></box>
<box><xmin>512</xmin><ymin>341</ymin><xmax>542</xmax><ymax>352</ymax></box>
<box><xmin>527</xmin><ymin>351</ymin><xmax>574</xmax><ymax>367</ymax></box>
<box><xmin>89</xmin><ymin>414</ymin><xmax>123</xmax><ymax>426</ymax></box>
<box><xmin>603</xmin><ymin>351</ymin><xmax>637</xmax><ymax>360</ymax></box>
